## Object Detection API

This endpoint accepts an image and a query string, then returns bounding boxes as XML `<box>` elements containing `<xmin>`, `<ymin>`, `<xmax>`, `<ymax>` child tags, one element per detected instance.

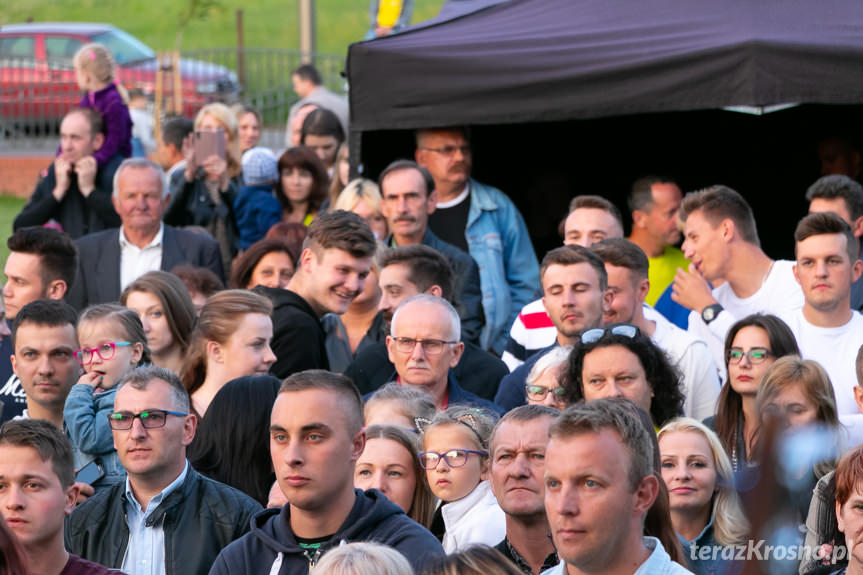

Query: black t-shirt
<box><xmin>428</xmin><ymin>192</ymin><xmax>470</xmax><ymax>253</ymax></box>
<box><xmin>0</xmin><ymin>335</ymin><xmax>23</xmax><ymax>424</ymax></box>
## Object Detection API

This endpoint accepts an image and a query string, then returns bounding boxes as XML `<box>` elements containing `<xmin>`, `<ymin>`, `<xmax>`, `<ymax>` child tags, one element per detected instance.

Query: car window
<box><xmin>0</xmin><ymin>36</ymin><xmax>36</xmax><ymax>67</ymax></box>
<box><xmin>45</xmin><ymin>36</ymin><xmax>84</xmax><ymax>65</ymax></box>
<box><xmin>90</xmin><ymin>29</ymin><xmax>155</xmax><ymax>65</ymax></box>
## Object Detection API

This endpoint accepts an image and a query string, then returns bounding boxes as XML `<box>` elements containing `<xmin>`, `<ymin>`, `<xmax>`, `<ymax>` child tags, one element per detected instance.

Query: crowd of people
<box><xmin>3</xmin><ymin>40</ymin><xmax>863</xmax><ymax>575</ymax></box>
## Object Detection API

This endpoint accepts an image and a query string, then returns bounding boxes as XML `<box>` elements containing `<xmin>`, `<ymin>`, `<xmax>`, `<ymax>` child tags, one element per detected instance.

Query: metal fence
<box><xmin>0</xmin><ymin>48</ymin><xmax>346</xmax><ymax>149</ymax></box>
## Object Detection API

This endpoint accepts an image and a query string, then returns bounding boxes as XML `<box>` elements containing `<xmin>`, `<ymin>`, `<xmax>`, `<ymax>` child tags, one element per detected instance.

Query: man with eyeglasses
<box><xmin>495</xmin><ymin>246</ymin><xmax>611</xmax><ymax>412</ymax></box>
<box><xmin>385</xmin><ymin>294</ymin><xmax>503</xmax><ymax>414</ymax></box>
<box><xmin>378</xmin><ymin>159</ymin><xmax>484</xmax><ymax>345</ymax></box>
<box><xmin>415</xmin><ymin>127</ymin><xmax>540</xmax><ymax>356</ymax></box>
<box><xmin>779</xmin><ymin>212</ymin><xmax>863</xmax><ymax>416</ymax></box>
<box><xmin>346</xmin><ymin>245</ymin><xmax>508</xmax><ymax>401</ymax></box>
<box><xmin>66</xmin><ymin>365</ymin><xmax>261</xmax><ymax>575</ymax></box>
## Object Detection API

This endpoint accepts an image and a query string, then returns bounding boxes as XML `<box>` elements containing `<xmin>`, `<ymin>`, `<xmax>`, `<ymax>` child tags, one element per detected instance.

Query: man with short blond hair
<box><xmin>543</xmin><ymin>399</ymin><xmax>693</xmax><ymax>575</ymax></box>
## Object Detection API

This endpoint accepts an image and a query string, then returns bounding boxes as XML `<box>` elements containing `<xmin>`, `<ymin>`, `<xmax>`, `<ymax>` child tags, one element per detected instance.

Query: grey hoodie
<box><xmin>208</xmin><ymin>488</ymin><xmax>444</xmax><ymax>575</ymax></box>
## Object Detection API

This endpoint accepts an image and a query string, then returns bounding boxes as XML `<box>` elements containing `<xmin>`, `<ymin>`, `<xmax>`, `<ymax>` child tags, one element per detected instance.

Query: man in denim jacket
<box><xmin>417</xmin><ymin>127</ymin><xmax>540</xmax><ymax>354</ymax></box>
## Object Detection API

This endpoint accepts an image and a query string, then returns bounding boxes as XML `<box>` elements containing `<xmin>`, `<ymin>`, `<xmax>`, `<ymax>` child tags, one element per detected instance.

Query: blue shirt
<box><xmin>542</xmin><ymin>537</ymin><xmax>694</xmax><ymax>575</ymax></box>
<box><xmin>122</xmin><ymin>461</ymin><xmax>189</xmax><ymax>575</ymax></box>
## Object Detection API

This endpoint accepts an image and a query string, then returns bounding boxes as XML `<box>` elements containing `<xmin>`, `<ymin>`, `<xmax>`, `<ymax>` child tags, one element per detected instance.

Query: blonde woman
<box><xmin>310</xmin><ymin>542</ymin><xmax>413</xmax><ymax>575</ymax></box>
<box><xmin>658</xmin><ymin>417</ymin><xmax>749</xmax><ymax>575</ymax></box>
<box><xmin>334</xmin><ymin>178</ymin><xmax>388</xmax><ymax>240</ymax></box>
<box><xmin>166</xmin><ymin>102</ymin><xmax>243</xmax><ymax>270</ymax></box>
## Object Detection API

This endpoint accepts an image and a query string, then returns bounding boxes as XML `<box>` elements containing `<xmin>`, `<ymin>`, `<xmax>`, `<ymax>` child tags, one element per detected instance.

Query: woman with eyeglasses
<box><xmin>180</xmin><ymin>290</ymin><xmax>277</xmax><ymax>418</ymax></box>
<box><xmin>562</xmin><ymin>324</ymin><xmax>684</xmax><ymax>428</ymax></box>
<box><xmin>705</xmin><ymin>314</ymin><xmax>799</xmax><ymax>479</ymax></box>
<box><xmin>524</xmin><ymin>345</ymin><xmax>570</xmax><ymax>410</ymax></box>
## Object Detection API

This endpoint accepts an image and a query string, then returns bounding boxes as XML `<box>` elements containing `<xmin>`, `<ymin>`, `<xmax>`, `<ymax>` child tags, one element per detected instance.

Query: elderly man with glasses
<box><xmin>384</xmin><ymin>294</ymin><xmax>503</xmax><ymax>415</ymax></box>
<box><xmin>66</xmin><ymin>365</ymin><xmax>261</xmax><ymax>575</ymax></box>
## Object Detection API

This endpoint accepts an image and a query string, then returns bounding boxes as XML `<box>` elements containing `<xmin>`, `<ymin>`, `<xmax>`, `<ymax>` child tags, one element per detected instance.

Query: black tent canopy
<box><xmin>346</xmin><ymin>0</ymin><xmax>863</xmax><ymax>259</ymax></box>
<box><xmin>348</xmin><ymin>0</ymin><xmax>863</xmax><ymax>130</ymax></box>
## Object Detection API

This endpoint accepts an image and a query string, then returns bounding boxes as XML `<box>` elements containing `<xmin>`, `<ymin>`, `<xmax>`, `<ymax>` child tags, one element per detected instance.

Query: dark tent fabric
<box><xmin>347</xmin><ymin>0</ymin><xmax>863</xmax><ymax>131</ymax></box>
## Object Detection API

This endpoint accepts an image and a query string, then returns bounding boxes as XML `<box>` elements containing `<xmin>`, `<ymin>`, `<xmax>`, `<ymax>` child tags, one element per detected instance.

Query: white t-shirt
<box><xmin>780</xmin><ymin>310</ymin><xmax>863</xmax><ymax>416</ymax></box>
<box><xmin>687</xmin><ymin>260</ymin><xmax>804</xmax><ymax>381</ymax></box>
<box><xmin>646</xmin><ymin>306</ymin><xmax>721</xmax><ymax>421</ymax></box>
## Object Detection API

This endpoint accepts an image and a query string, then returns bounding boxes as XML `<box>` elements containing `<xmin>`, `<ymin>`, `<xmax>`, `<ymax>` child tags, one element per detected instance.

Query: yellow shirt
<box><xmin>646</xmin><ymin>246</ymin><xmax>689</xmax><ymax>306</ymax></box>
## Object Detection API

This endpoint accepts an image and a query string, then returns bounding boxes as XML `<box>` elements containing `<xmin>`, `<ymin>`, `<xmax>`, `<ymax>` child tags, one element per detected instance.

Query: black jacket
<box><xmin>65</xmin><ymin>465</ymin><xmax>261</xmax><ymax>575</ymax></box>
<box><xmin>386</xmin><ymin>229</ymin><xmax>485</xmax><ymax>346</ymax></box>
<box><xmin>14</xmin><ymin>154</ymin><xmax>123</xmax><ymax>238</ymax></box>
<box><xmin>255</xmin><ymin>286</ymin><xmax>330</xmax><ymax>379</ymax></box>
<box><xmin>208</xmin><ymin>489</ymin><xmax>445</xmax><ymax>575</ymax></box>
<box><xmin>67</xmin><ymin>225</ymin><xmax>225</xmax><ymax>310</ymax></box>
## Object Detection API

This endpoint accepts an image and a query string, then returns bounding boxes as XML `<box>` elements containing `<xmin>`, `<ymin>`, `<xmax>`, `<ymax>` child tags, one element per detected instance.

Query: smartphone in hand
<box><xmin>75</xmin><ymin>459</ymin><xmax>105</xmax><ymax>485</ymax></box>
<box><xmin>194</xmin><ymin>129</ymin><xmax>226</xmax><ymax>162</ymax></box>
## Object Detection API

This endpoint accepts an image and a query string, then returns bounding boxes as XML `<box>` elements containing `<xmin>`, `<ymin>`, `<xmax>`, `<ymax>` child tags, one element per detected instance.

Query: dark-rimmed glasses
<box><xmin>108</xmin><ymin>409</ymin><xmax>188</xmax><ymax>430</ymax></box>
<box><xmin>75</xmin><ymin>342</ymin><xmax>132</xmax><ymax>365</ymax></box>
<box><xmin>418</xmin><ymin>449</ymin><xmax>488</xmax><ymax>470</ymax></box>
<box><xmin>580</xmin><ymin>325</ymin><xmax>638</xmax><ymax>345</ymax></box>
<box><xmin>726</xmin><ymin>348</ymin><xmax>773</xmax><ymax>365</ymax></box>
<box><xmin>525</xmin><ymin>384</ymin><xmax>567</xmax><ymax>402</ymax></box>
<box><xmin>391</xmin><ymin>337</ymin><xmax>458</xmax><ymax>356</ymax></box>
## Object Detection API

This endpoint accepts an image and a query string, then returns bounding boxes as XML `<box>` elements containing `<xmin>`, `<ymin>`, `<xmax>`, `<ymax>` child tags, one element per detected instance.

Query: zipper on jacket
<box><xmin>304</xmin><ymin>547</ymin><xmax>322</xmax><ymax>567</ymax></box>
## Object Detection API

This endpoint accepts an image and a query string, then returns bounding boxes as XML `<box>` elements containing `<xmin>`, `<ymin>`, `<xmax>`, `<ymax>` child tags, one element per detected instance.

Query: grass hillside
<box><xmin>1</xmin><ymin>0</ymin><xmax>446</xmax><ymax>58</ymax></box>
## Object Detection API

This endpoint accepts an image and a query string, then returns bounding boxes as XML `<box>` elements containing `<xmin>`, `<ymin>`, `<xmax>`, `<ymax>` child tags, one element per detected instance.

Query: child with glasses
<box><xmin>419</xmin><ymin>406</ymin><xmax>505</xmax><ymax>552</ymax></box>
<box><xmin>63</xmin><ymin>304</ymin><xmax>150</xmax><ymax>491</ymax></box>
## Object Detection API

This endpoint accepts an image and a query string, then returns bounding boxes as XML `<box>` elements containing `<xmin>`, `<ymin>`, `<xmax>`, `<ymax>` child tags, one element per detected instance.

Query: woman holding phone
<box><xmin>166</xmin><ymin>102</ymin><xmax>243</xmax><ymax>272</ymax></box>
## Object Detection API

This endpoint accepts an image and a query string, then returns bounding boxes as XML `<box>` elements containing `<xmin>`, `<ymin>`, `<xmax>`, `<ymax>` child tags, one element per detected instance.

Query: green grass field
<box><xmin>1</xmin><ymin>0</ymin><xmax>446</xmax><ymax>58</ymax></box>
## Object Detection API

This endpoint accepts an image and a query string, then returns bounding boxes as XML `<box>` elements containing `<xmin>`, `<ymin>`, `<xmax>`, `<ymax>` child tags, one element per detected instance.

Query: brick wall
<box><xmin>0</xmin><ymin>157</ymin><xmax>53</xmax><ymax>199</ymax></box>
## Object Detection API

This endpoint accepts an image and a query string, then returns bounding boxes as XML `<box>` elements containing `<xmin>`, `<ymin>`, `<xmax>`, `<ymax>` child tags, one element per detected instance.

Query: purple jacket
<box><xmin>78</xmin><ymin>83</ymin><xmax>133</xmax><ymax>164</ymax></box>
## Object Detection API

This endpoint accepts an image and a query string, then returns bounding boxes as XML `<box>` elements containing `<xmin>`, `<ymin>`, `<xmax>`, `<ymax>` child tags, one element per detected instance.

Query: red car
<box><xmin>0</xmin><ymin>22</ymin><xmax>241</xmax><ymax>127</ymax></box>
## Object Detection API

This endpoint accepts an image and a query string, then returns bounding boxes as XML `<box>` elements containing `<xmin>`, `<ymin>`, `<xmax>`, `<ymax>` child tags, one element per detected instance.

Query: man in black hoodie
<box><xmin>208</xmin><ymin>370</ymin><xmax>444</xmax><ymax>574</ymax></box>
<box><xmin>257</xmin><ymin>210</ymin><xmax>378</xmax><ymax>379</ymax></box>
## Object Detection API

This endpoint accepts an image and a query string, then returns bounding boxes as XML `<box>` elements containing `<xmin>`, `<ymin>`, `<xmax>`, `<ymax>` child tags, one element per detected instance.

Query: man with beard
<box><xmin>780</xmin><ymin>212</ymin><xmax>863</xmax><ymax>415</ymax></box>
<box><xmin>379</xmin><ymin>159</ymin><xmax>483</xmax><ymax>345</ymax></box>
<box><xmin>494</xmin><ymin>246</ymin><xmax>611</xmax><ymax>412</ymax></box>
<box><xmin>416</xmin><ymin>127</ymin><xmax>540</xmax><ymax>355</ymax></box>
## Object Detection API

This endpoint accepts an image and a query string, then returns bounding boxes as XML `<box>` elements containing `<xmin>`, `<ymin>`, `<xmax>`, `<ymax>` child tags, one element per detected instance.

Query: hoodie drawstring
<box><xmin>269</xmin><ymin>551</ymin><xmax>284</xmax><ymax>575</ymax></box>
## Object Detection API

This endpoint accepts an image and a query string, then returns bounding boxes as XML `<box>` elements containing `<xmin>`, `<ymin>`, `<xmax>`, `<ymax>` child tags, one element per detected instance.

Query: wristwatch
<box><xmin>701</xmin><ymin>303</ymin><xmax>724</xmax><ymax>325</ymax></box>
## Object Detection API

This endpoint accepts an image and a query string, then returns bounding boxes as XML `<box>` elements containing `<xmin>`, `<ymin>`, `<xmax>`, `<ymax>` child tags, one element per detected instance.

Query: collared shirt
<box><xmin>495</xmin><ymin>536</ymin><xmax>559</xmax><ymax>575</ymax></box>
<box><xmin>120</xmin><ymin>224</ymin><xmax>164</xmax><ymax>291</ymax></box>
<box><xmin>122</xmin><ymin>461</ymin><xmax>189</xmax><ymax>575</ymax></box>
<box><xmin>542</xmin><ymin>537</ymin><xmax>694</xmax><ymax>575</ymax></box>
